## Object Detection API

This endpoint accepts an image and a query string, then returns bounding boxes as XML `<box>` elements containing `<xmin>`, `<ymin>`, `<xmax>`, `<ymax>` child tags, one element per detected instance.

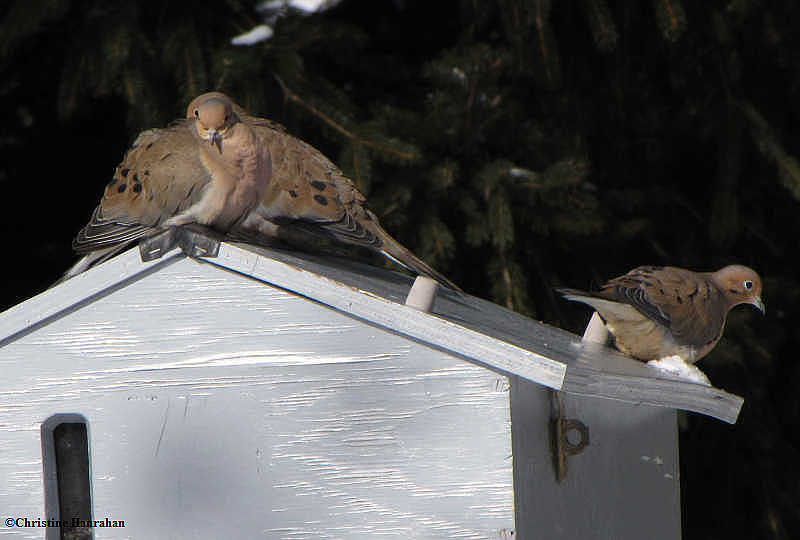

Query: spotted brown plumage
<box><xmin>67</xmin><ymin>92</ymin><xmax>459</xmax><ymax>290</ymax></box>
<box><xmin>558</xmin><ymin>265</ymin><xmax>764</xmax><ymax>363</ymax></box>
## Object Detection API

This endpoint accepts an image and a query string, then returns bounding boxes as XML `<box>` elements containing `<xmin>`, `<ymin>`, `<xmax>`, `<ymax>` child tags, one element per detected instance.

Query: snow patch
<box><xmin>289</xmin><ymin>0</ymin><xmax>331</xmax><ymax>11</ymax></box>
<box><xmin>231</xmin><ymin>25</ymin><xmax>274</xmax><ymax>45</ymax></box>
<box><xmin>258</xmin><ymin>0</ymin><xmax>338</xmax><ymax>13</ymax></box>
<box><xmin>647</xmin><ymin>355</ymin><xmax>711</xmax><ymax>386</ymax></box>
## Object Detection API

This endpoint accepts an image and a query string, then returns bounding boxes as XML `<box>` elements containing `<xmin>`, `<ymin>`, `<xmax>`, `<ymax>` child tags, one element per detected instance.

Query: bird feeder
<box><xmin>0</xmin><ymin>229</ymin><xmax>743</xmax><ymax>539</ymax></box>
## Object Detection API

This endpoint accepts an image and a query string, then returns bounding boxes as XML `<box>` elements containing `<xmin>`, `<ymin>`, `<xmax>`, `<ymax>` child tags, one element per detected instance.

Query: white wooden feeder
<box><xmin>0</xmin><ymin>228</ymin><xmax>743</xmax><ymax>539</ymax></box>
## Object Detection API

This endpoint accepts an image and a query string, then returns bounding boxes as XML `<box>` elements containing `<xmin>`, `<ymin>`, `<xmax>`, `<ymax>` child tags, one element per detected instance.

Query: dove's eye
<box><xmin>743</xmin><ymin>280</ymin><xmax>753</xmax><ymax>290</ymax></box>
<box><xmin>194</xmin><ymin>108</ymin><xmax>200</xmax><ymax>118</ymax></box>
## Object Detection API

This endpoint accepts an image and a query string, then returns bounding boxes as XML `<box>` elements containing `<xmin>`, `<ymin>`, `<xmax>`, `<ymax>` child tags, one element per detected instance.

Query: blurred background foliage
<box><xmin>1</xmin><ymin>0</ymin><xmax>798</xmax><ymax>537</ymax></box>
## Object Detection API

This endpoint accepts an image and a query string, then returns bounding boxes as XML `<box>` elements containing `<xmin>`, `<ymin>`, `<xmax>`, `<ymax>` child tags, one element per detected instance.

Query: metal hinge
<box><xmin>139</xmin><ymin>225</ymin><xmax>222</xmax><ymax>262</ymax></box>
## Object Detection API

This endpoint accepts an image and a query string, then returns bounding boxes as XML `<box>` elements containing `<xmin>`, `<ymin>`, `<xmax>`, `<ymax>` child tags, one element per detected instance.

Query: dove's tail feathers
<box><xmin>556</xmin><ymin>287</ymin><xmax>614</xmax><ymax>313</ymax></box>
<box><xmin>314</xmin><ymin>211</ymin><xmax>384</xmax><ymax>251</ymax></box>
<box><xmin>376</xmin><ymin>230</ymin><xmax>462</xmax><ymax>292</ymax></box>
<box><xmin>557</xmin><ymin>287</ymin><xmax>652</xmax><ymax>326</ymax></box>
<box><xmin>56</xmin><ymin>245</ymin><xmax>132</xmax><ymax>285</ymax></box>
<box><xmin>556</xmin><ymin>287</ymin><xmax>595</xmax><ymax>302</ymax></box>
<box><xmin>72</xmin><ymin>206</ymin><xmax>152</xmax><ymax>254</ymax></box>
<box><xmin>295</xmin><ymin>209</ymin><xmax>462</xmax><ymax>292</ymax></box>
<box><xmin>58</xmin><ymin>256</ymin><xmax>95</xmax><ymax>284</ymax></box>
<box><xmin>557</xmin><ymin>287</ymin><xmax>618</xmax><ymax>310</ymax></box>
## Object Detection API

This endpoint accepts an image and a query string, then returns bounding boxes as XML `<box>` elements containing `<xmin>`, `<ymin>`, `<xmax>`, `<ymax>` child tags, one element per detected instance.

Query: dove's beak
<box><xmin>751</xmin><ymin>296</ymin><xmax>765</xmax><ymax>315</ymax></box>
<box><xmin>208</xmin><ymin>130</ymin><xmax>222</xmax><ymax>153</ymax></box>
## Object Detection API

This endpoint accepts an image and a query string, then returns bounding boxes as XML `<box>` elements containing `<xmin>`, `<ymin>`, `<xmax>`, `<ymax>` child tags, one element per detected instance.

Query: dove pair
<box><xmin>68</xmin><ymin>92</ymin><xmax>764</xmax><ymax>371</ymax></box>
<box><xmin>67</xmin><ymin>92</ymin><xmax>457</xmax><ymax>290</ymax></box>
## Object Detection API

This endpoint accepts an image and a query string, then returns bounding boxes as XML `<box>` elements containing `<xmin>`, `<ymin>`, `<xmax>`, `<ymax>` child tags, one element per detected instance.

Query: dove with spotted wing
<box><xmin>68</xmin><ymin>93</ymin><xmax>271</xmax><ymax>276</ymax></box>
<box><xmin>557</xmin><ymin>265</ymin><xmax>764</xmax><ymax>364</ymax></box>
<box><xmin>67</xmin><ymin>92</ymin><xmax>459</xmax><ymax>290</ymax></box>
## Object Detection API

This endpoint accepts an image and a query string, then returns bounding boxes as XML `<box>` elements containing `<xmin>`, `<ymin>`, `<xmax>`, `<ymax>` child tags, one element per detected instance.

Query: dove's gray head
<box><xmin>187</xmin><ymin>92</ymin><xmax>239</xmax><ymax>153</ymax></box>
<box><xmin>712</xmin><ymin>265</ymin><xmax>765</xmax><ymax>314</ymax></box>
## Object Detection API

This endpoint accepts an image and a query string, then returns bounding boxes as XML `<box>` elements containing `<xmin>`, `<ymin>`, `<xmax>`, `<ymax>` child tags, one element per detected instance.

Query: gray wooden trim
<box><xmin>563</xmin><ymin>342</ymin><xmax>743</xmax><ymax>423</ymax></box>
<box><xmin>511</xmin><ymin>379</ymin><xmax>682</xmax><ymax>539</ymax></box>
<box><xmin>198</xmin><ymin>243</ymin><xmax>568</xmax><ymax>390</ymax></box>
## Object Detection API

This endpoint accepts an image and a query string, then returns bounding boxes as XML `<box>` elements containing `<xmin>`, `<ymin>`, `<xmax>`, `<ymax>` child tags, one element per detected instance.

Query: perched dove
<box><xmin>67</xmin><ymin>92</ymin><xmax>459</xmax><ymax>290</ymax></box>
<box><xmin>68</xmin><ymin>93</ymin><xmax>271</xmax><ymax>276</ymax></box>
<box><xmin>557</xmin><ymin>265</ymin><xmax>764</xmax><ymax>364</ymax></box>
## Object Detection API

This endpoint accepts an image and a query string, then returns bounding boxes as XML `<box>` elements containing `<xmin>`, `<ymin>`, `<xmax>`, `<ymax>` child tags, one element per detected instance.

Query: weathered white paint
<box><xmin>204</xmin><ymin>243</ymin><xmax>568</xmax><ymax>390</ymax></box>
<box><xmin>1</xmin><ymin>242</ymin><xmax>567</xmax><ymax>392</ymax></box>
<box><xmin>0</xmin><ymin>259</ymin><xmax>514</xmax><ymax>539</ymax></box>
<box><xmin>0</xmin><ymin>249</ymin><xmax>182</xmax><ymax>348</ymax></box>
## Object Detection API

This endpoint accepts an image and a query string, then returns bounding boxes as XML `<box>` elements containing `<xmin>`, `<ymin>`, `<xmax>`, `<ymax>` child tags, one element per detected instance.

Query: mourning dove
<box><xmin>67</xmin><ymin>92</ymin><xmax>460</xmax><ymax>290</ymax></box>
<box><xmin>68</xmin><ymin>93</ymin><xmax>271</xmax><ymax>276</ymax></box>
<box><xmin>557</xmin><ymin>265</ymin><xmax>764</xmax><ymax>364</ymax></box>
